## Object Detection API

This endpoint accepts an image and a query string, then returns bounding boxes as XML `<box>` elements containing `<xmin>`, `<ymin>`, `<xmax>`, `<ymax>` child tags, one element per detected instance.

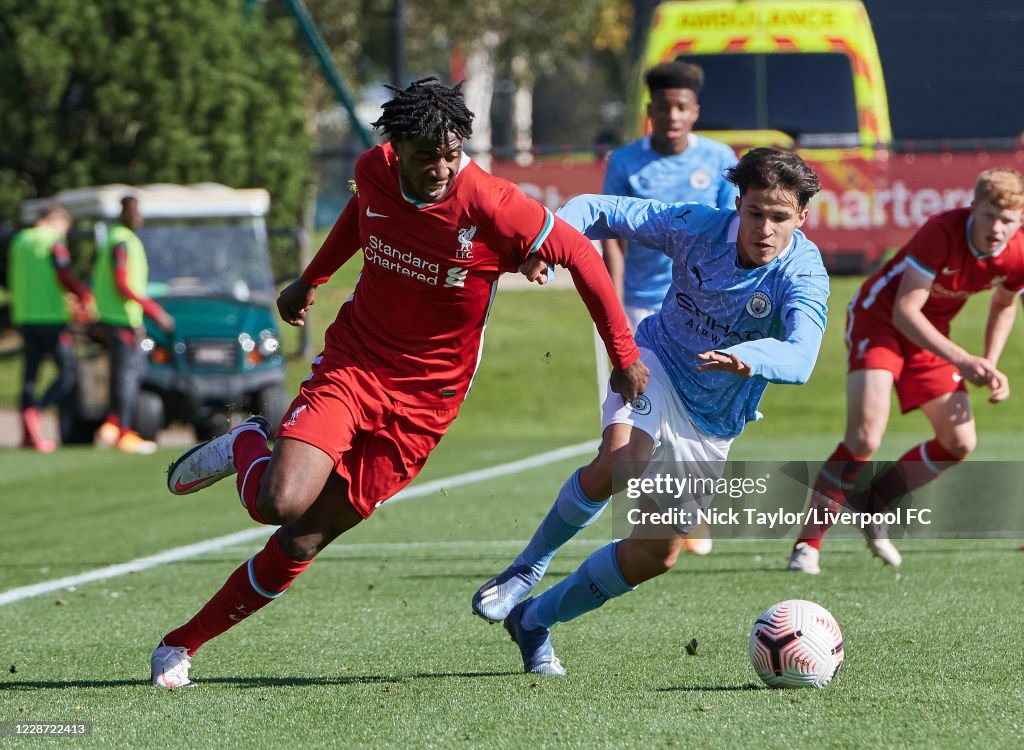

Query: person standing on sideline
<box><xmin>7</xmin><ymin>204</ymin><xmax>93</xmax><ymax>451</ymax></box>
<box><xmin>788</xmin><ymin>168</ymin><xmax>1024</xmax><ymax>574</ymax></box>
<box><xmin>92</xmin><ymin>195</ymin><xmax>174</xmax><ymax>454</ymax></box>
<box><xmin>473</xmin><ymin>148</ymin><xmax>829</xmax><ymax>676</ymax></box>
<box><xmin>601</xmin><ymin>60</ymin><xmax>739</xmax><ymax>555</ymax></box>
<box><xmin>152</xmin><ymin>78</ymin><xmax>647</xmax><ymax>688</ymax></box>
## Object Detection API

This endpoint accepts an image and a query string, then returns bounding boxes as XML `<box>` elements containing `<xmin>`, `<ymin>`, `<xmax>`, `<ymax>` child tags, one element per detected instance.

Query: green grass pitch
<box><xmin>1</xmin><ymin>273</ymin><xmax>1022</xmax><ymax>748</ymax></box>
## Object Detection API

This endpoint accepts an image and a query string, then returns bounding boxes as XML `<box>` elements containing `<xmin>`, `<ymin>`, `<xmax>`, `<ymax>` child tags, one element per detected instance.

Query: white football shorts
<box><xmin>602</xmin><ymin>348</ymin><xmax>733</xmax><ymax>532</ymax></box>
<box><xmin>624</xmin><ymin>304</ymin><xmax>657</xmax><ymax>334</ymax></box>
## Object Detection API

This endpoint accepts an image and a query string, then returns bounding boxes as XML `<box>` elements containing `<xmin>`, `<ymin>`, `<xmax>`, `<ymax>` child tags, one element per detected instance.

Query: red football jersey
<box><xmin>852</xmin><ymin>208</ymin><xmax>1024</xmax><ymax>332</ymax></box>
<box><xmin>302</xmin><ymin>143</ymin><xmax>637</xmax><ymax>407</ymax></box>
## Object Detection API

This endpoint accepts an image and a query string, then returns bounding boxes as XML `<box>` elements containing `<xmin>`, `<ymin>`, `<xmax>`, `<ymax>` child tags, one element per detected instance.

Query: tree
<box><xmin>402</xmin><ymin>0</ymin><xmax>632</xmax><ymax>155</ymax></box>
<box><xmin>0</xmin><ymin>0</ymin><xmax>312</xmax><ymax>247</ymax></box>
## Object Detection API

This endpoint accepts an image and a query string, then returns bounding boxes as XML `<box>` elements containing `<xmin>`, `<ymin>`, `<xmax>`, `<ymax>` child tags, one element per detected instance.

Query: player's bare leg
<box><xmin>493</xmin><ymin>425</ymin><xmax>658</xmax><ymax>674</ymax></box>
<box><xmin>918</xmin><ymin>391</ymin><xmax>976</xmax><ymax>459</ymax></box>
<box><xmin>473</xmin><ymin>423</ymin><xmax>653</xmax><ymax>624</ymax></box>
<box><xmin>616</xmin><ymin>496</ymin><xmax>688</xmax><ymax>585</ymax></box>
<box><xmin>271</xmin><ymin>469</ymin><xmax>365</xmax><ymax>559</ymax></box>
<box><xmin>841</xmin><ymin>368</ymin><xmax>896</xmax><ymax>459</ymax></box>
<box><xmin>851</xmin><ymin>390</ymin><xmax>975</xmax><ymax>569</ymax></box>
<box><xmin>153</xmin><ymin>438</ymin><xmax>360</xmax><ymax>687</ymax></box>
<box><xmin>790</xmin><ymin>369</ymin><xmax>893</xmax><ymax>573</ymax></box>
<box><xmin>504</xmin><ymin>494</ymin><xmax>685</xmax><ymax>676</ymax></box>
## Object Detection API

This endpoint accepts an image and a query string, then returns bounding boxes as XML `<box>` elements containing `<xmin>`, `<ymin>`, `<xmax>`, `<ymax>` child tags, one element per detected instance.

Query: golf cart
<box><xmin>22</xmin><ymin>183</ymin><xmax>289</xmax><ymax>442</ymax></box>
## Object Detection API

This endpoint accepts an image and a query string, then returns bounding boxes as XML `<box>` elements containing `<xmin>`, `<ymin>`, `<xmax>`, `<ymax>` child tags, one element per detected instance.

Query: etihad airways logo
<box><xmin>674</xmin><ymin>292</ymin><xmax>764</xmax><ymax>346</ymax></box>
<box><xmin>365</xmin><ymin>234</ymin><xmax>466</xmax><ymax>289</ymax></box>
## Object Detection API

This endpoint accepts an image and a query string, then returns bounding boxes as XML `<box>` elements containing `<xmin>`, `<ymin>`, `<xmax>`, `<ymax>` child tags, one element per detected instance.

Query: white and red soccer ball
<box><xmin>749</xmin><ymin>599</ymin><xmax>844</xmax><ymax>688</ymax></box>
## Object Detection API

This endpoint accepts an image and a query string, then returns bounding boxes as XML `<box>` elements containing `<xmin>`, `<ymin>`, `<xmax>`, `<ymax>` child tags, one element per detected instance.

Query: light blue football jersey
<box><xmin>602</xmin><ymin>135</ymin><xmax>739</xmax><ymax>310</ymax></box>
<box><xmin>558</xmin><ymin>195</ymin><xmax>829</xmax><ymax>439</ymax></box>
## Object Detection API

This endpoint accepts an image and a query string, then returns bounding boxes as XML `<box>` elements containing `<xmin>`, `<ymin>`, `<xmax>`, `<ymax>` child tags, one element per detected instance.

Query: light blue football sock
<box><xmin>512</xmin><ymin>468</ymin><xmax>607</xmax><ymax>578</ymax></box>
<box><xmin>520</xmin><ymin>541</ymin><xmax>636</xmax><ymax>631</ymax></box>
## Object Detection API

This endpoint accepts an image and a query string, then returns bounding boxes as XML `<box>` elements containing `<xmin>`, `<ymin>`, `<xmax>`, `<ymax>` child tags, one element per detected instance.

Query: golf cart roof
<box><xmin>21</xmin><ymin>183</ymin><xmax>271</xmax><ymax>223</ymax></box>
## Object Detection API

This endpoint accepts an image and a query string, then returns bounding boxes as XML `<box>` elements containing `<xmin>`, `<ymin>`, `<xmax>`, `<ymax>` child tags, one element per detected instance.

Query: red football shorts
<box><xmin>275</xmin><ymin>355</ymin><xmax>460</xmax><ymax>519</ymax></box>
<box><xmin>845</xmin><ymin>306</ymin><xmax>966</xmax><ymax>413</ymax></box>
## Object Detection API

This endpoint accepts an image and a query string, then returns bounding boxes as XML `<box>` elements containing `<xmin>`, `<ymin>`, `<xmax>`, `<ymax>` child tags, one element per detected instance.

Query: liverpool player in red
<box><xmin>152</xmin><ymin>78</ymin><xmax>647</xmax><ymax>687</ymax></box>
<box><xmin>789</xmin><ymin>168</ymin><xmax>1024</xmax><ymax>574</ymax></box>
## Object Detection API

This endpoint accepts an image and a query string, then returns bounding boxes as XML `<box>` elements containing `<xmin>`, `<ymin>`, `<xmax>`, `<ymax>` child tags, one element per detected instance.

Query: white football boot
<box><xmin>151</xmin><ymin>645</ymin><xmax>193</xmax><ymax>688</ymax></box>
<box><xmin>861</xmin><ymin>518</ymin><xmax>902</xmax><ymax>567</ymax></box>
<box><xmin>787</xmin><ymin>542</ymin><xmax>821</xmax><ymax>575</ymax></box>
<box><xmin>866</xmin><ymin>538</ymin><xmax>902</xmax><ymax>567</ymax></box>
<box><xmin>167</xmin><ymin>415</ymin><xmax>273</xmax><ymax>495</ymax></box>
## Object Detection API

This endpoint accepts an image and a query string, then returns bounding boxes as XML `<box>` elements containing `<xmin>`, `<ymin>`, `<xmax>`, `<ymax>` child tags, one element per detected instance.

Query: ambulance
<box><xmin>491</xmin><ymin>0</ymin><xmax>1024</xmax><ymax>270</ymax></box>
<box><xmin>638</xmin><ymin>0</ymin><xmax>893</xmax><ymax>269</ymax></box>
<box><xmin>640</xmin><ymin>0</ymin><xmax>890</xmax><ymax>148</ymax></box>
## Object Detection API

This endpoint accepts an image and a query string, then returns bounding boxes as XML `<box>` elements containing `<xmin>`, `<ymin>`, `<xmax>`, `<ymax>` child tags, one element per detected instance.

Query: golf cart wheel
<box><xmin>133</xmin><ymin>391</ymin><xmax>165</xmax><ymax>441</ymax></box>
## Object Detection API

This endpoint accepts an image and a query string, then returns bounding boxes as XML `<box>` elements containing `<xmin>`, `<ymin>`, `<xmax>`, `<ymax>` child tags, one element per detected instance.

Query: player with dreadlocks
<box><xmin>151</xmin><ymin>78</ymin><xmax>647</xmax><ymax>687</ymax></box>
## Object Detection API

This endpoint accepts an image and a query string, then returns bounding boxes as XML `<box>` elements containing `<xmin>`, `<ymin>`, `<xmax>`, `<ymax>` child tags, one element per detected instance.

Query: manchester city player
<box><xmin>473</xmin><ymin>147</ymin><xmax>830</xmax><ymax>676</ymax></box>
<box><xmin>602</xmin><ymin>60</ymin><xmax>739</xmax><ymax>556</ymax></box>
<box><xmin>602</xmin><ymin>60</ymin><xmax>738</xmax><ymax>331</ymax></box>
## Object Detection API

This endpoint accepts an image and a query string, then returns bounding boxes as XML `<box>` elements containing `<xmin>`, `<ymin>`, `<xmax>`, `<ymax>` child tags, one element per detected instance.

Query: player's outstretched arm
<box><xmin>536</xmin><ymin>217</ymin><xmax>642</xmax><ymax>390</ymax></box>
<box><xmin>696</xmin><ymin>351</ymin><xmax>752</xmax><ymax>377</ymax></box>
<box><xmin>300</xmin><ymin>196</ymin><xmax>363</xmax><ymax>286</ymax></box>
<box><xmin>557</xmin><ymin>194</ymin><xmax>679</xmax><ymax>253</ymax></box>
<box><xmin>702</xmin><ymin>304</ymin><xmax>826</xmax><ymax>384</ymax></box>
<box><xmin>280</xmin><ymin>196</ymin><xmax>363</xmax><ymax>327</ymax></box>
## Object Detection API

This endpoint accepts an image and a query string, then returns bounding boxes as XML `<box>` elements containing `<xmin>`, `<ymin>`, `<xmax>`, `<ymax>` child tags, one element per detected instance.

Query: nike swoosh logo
<box><xmin>366</xmin><ymin>207</ymin><xmax>388</xmax><ymax>218</ymax></box>
<box><xmin>941</xmin><ymin>266</ymin><xmax>960</xmax><ymax>275</ymax></box>
<box><xmin>173</xmin><ymin>477</ymin><xmax>208</xmax><ymax>493</ymax></box>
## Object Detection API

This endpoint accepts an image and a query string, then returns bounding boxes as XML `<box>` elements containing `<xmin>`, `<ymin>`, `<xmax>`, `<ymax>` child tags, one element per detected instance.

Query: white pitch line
<box><xmin>0</xmin><ymin>440</ymin><xmax>597</xmax><ymax>607</ymax></box>
<box><xmin>388</xmin><ymin>439</ymin><xmax>597</xmax><ymax>503</ymax></box>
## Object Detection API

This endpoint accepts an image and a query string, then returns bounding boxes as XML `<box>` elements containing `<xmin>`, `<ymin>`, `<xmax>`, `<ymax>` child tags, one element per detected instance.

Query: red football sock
<box><xmin>233</xmin><ymin>429</ymin><xmax>272</xmax><ymax>524</ymax></box>
<box><xmin>861</xmin><ymin>438</ymin><xmax>964</xmax><ymax>514</ymax></box>
<box><xmin>161</xmin><ymin>533</ymin><xmax>311</xmax><ymax>656</ymax></box>
<box><xmin>796</xmin><ymin>443</ymin><xmax>870</xmax><ymax>550</ymax></box>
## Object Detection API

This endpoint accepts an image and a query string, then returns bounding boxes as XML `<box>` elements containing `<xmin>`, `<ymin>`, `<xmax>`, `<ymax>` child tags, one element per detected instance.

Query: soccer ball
<box><xmin>749</xmin><ymin>599</ymin><xmax>844</xmax><ymax>688</ymax></box>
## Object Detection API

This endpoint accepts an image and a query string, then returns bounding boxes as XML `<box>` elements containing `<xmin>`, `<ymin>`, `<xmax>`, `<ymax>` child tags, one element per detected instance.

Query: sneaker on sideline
<box><xmin>94</xmin><ymin>420</ymin><xmax>121</xmax><ymax>449</ymax></box>
<box><xmin>116</xmin><ymin>430</ymin><xmax>157</xmax><ymax>455</ymax></box>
